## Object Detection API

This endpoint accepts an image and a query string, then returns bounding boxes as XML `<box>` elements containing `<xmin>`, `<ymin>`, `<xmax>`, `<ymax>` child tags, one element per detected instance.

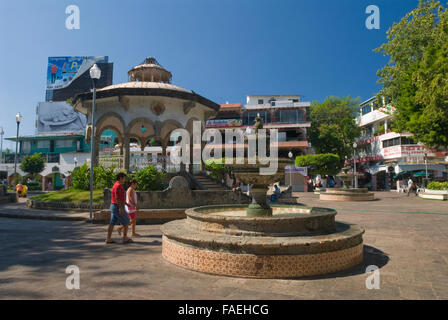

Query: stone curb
<box><xmin>0</xmin><ymin>210</ymin><xmax>89</xmax><ymax>222</ymax></box>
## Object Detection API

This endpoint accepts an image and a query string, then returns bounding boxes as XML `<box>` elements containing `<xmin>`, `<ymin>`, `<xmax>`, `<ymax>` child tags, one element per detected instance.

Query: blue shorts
<box><xmin>110</xmin><ymin>204</ymin><xmax>130</xmax><ymax>226</ymax></box>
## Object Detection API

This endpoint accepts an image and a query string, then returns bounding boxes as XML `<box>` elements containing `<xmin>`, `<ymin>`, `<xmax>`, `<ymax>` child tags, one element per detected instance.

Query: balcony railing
<box><xmin>2</xmin><ymin>153</ymin><xmax>60</xmax><ymax>164</ymax></box>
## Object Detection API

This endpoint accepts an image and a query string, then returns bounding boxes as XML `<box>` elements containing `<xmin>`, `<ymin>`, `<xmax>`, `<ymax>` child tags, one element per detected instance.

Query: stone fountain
<box><xmin>161</xmin><ymin>119</ymin><xmax>365</xmax><ymax>278</ymax></box>
<box><xmin>319</xmin><ymin>166</ymin><xmax>374</xmax><ymax>201</ymax></box>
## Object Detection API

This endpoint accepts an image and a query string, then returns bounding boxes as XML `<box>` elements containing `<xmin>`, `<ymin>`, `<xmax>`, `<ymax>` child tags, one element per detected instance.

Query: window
<box><xmin>362</xmin><ymin>105</ymin><xmax>372</xmax><ymax>115</ymax></box>
<box><xmin>21</xmin><ymin>141</ymin><xmax>31</xmax><ymax>153</ymax></box>
<box><xmin>401</xmin><ymin>137</ymin><xmax>415</xmax><ymax>145</ymax></box>
<box><xmin>258</xmin><ymin>99</ymin><xmax>264</xmax><ymax>105</ymax></box>
<box><xmin>278</xmin><ymin>110</ymin><xmax>298</xmax><ymax>123</ymax></box>
<box><xmin>243</xmin><ymin>112</ymin><xmax>271</xmax><ymax>126</ymax></box>
<box><xmin>55</xmin><ymin>139</ymin><xmax>73</xmax><ymax>149</ymax></box>
<box><xmin>37</xmin><ymin>140</ymin><xmax>50</xmax><ymax>149</ymax></box>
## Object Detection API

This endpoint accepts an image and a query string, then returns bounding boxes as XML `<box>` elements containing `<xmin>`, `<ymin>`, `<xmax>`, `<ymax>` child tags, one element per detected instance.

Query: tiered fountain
<box><xmin>319</xmin><ymin>166</ymin><xmax>375</xmax><ymax>201</ymax></box>
<box><xmin>161</xmin><ymin>119</ymin><xmax>365</xmax><ymax>278</ymax></box>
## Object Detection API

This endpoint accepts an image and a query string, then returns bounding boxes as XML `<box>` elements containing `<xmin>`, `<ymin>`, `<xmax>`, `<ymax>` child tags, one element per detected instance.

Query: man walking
<box><xmin>407</xmin><ymin>178</ymin><xmax>416</xmax><ymax>197</ymax></box>
<box><xmin>106</xmin><ymin>172</ymin><xmax>133</xmax><ymax>244</ymax></box>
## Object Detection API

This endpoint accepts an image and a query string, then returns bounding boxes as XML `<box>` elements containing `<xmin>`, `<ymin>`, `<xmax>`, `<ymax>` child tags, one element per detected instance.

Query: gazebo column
<box><xmin>42</xmin><ymin>176</ymin><xmax>46</xmax><ymax>192</ymax></box>
<box><xmin>123</xmin><ymin>134</ymin><xmax>131</xmax><ymax>172</ymax></box>
<box><xmin>162</xmin><ymin>142</ymin><xmax>168</xmax><ymax>171</ymax></box>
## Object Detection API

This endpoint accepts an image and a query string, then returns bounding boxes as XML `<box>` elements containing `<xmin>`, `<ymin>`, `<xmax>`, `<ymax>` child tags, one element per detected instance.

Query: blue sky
<box><xmin>0</xmin><ymin>0</ymin><xmax>419</xmax><ymax>149</ymax></box>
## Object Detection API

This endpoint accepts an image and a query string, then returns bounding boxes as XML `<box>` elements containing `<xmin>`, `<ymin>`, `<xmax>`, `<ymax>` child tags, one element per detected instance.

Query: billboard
<box><xmin>46</xmin><ymin>56</ymin><xmax>108</xmax><ymax>90</ymax></box>
<box><xmin>37</xmin><ymin>101</ymin><xmax>86</xmax><ymax>134</ymax></box>
<box><xmin>45</xmin><ymin>56</ymin><xmax>113</xmax><ymax>102</ymax></box>
<box><xmin>205</xmin><ymin>119</ymin><xmax>242</xmax><ymax>128</ymax></box>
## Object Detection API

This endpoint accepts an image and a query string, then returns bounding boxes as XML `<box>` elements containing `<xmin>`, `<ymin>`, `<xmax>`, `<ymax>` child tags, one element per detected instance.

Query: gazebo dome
<box><xmin>128</xmin><ymin>57</ymin><xmax>172</xmax><ymax>83</ymax></box>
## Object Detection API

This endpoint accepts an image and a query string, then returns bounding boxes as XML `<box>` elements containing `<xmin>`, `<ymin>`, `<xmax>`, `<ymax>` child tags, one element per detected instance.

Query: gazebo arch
<box><xmin>126</xmin><ymin>118</ymin><xmax>156</xmax><ymax>151</ymax></box>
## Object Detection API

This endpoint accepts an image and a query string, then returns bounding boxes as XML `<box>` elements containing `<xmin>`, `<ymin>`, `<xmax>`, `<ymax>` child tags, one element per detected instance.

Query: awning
<box><xmin>413</xmin><ymin>171</ymin><xmax>433</xmax><ymax>177</ymax></box>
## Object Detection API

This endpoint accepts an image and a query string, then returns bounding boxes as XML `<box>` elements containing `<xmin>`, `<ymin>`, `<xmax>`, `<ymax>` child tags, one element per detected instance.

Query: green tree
<box><xmin>375</xmin><ymin>0</ymin><xmax>448</xmax><ymax>147</ymax></box>
<box><xmin>20</xmin><ymin>153</ymin><xmax>45</xmax><ymax>180</ymax></box>
<box><xmin>295</xmin><ymin>154</ymin><xmax>341</xmax><ymax>176</ymax></box>
<box><xmin>309</xmin><ymin>96</ymin><xmax>361</xmax><ymax>161</ymax></box>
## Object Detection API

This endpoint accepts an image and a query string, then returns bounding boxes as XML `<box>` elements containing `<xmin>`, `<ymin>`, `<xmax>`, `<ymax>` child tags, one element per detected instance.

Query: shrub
<box><xmin>93</xmin><ymin>165</ymin><xmax>116</xmax><ymax>190</ymax></box>
<box><xmin>427</xmin><ymin>181</ymin><xmax>448</xmax><ymax>190</ymax></box>
<box><xmin>71</xmin><ymin>163</ymin><xmax>90</xmax><ymax>190</ymax></box>
<box><xmin>130</xmin><ymin>165</ymin><xmax>165</xmax><ymax>191</ymax></box>
<box><xmin>70</xmin><ymin>163</ymin><xmax>116</xmax><ymax>190</ymax></box>
<box><xmin>204</xmin><ymin>158</ymin><xmax>232</xmax><ymax>181</ymax></box>
<box><xmin>295</xmin><ymin>153</ymin><xmax>341</xmax><ymax>176</ymax></box>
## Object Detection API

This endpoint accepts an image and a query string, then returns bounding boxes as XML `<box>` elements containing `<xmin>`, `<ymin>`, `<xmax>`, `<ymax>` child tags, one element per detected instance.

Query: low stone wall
<box><xmin>0</xmin><ymin>185</ymin><xmax>17</xmax><ymax>204</ymax></box>
<box><xmin>104</xmin><ymin>176</ymin><xmax>251</xmax><ymax>209</ymax></box>
<box><xmin>27</xmin><ymin>199</ymin><xmax>104</xmax><ymax>211</ymax></box>
<box><xmin>93</xmin><ymin>208</ymin><xmax>186</xmax><ymax>224</ymax></box>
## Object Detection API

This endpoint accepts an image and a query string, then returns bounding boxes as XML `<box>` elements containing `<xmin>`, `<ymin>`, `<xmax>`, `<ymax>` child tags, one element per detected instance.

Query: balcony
<box><xmin>2</xmin><ymin>153</ymin><xmax>60</xmax><ymax>164</ymax></box>
<box><xmin>244</xmin><ymin>101</ymin><xmax>311</xmax><ymax>110</ymax></box>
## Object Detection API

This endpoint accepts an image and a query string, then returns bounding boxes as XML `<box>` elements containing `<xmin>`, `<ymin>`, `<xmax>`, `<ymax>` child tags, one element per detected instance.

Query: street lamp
<box><xmin>0</xmin><ymin>127</ymin><xmax>4</xmax><ymax>164</ymax></box>
<box><xmin>288</xmin><ymin>151</ymin><xmax>293</xmax><ymax>187</ymax></box>
<box><xmin>353</xmin><ymin>142</ymin><xmax>358</xmax><ymax>189</ymax></box>
<box><xmin>14</xmin><ymin>113</ymin><xmax>22</xmax><ymax>188</ymax></box>
<box><xmin>89</xmin><ymin>64</ymin><xmax>101</xmax><ymax>221</ymax></box>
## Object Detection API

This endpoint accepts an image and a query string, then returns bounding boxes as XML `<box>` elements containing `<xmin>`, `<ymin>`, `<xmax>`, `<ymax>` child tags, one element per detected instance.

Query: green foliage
<box><xmin>71</xmin><ymin>163</ymin><xmax>90</xmax><ymax>190</ymax></box>
<box><xmin>375</xmin><ymin>0</ymin><xmax>448</xmax><ymax>147</ymax></box>
<box><xmin>204</xmin><ymin>158</ymin><xmax>232</xmax><ymax>181</ymax></box>
<box><xmin>427</xmin><ymin>181</ymin><xmax>448</xmax><ymax>190</ymax></box>
<box><xmin>309</xmin><ymin>96</ymin><xmax>361</xmax><ymax>160</ymax></box>
<box><xmin>295</xmin><ymin>154</ymin><xmax>341</xmax><ymax>176</ymax></box>
<box><xmin>93</xmin><ymin>165</ymin><xmax>116</xmax><ymax>190</ymax></box>
<box><xmin>129</xmin><ymin>165</ymin><xmax>165</xmax><ymax>191</ymax></box>
<box><xmin>70</xmin><ymin>163</ymin><xmax>116</xmax><ymax>190</ymax></box>
<box><xmin>20</xmin><ymin>153</ymin><xmax>45</xmax><ymax>178</ymax></box>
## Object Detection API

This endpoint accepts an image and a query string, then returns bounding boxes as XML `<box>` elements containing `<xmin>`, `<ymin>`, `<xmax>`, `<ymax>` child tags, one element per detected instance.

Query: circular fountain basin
<box><xmin>319</xmin><ymin>188</ymin><xmax>375</xmax><ymax>201</ymax></box>
<box><xmin>161</xmin><ymin>205</ymin><xmax>364</xmax><ymax>278</ymax></box>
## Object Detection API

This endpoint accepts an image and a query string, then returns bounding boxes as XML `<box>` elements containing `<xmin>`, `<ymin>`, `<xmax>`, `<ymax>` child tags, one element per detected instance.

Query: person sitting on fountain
<box><xmin>270</xmin><ymin>184</ymin><xmax>281</xmax><ymax>203</ymax></box>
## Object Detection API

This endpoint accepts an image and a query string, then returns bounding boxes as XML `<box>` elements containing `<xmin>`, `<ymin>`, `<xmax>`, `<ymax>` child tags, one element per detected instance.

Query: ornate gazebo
<box><xmin>73</xmin><ymin>57</ymin><xmax>219</xmax><ymax>171</ymax></box>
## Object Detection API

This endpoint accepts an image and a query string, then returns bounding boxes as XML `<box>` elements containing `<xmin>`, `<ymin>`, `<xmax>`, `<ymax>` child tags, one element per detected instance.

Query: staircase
<box><xmin>193</xmin><ymin>174</ymin><xmax>229</xmax><ymax>191</ymax></box>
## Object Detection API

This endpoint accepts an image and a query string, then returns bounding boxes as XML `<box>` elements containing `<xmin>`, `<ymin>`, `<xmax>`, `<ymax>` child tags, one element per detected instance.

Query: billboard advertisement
<box><xmin>37</xmin><ymin>101</ymin><xmax>86</xmax><ymax>134</ymax></box>
<box><xmin>205</xmin><ymin>119</ymin><xmax>242</xmax><ymax>128</ymax></box>
<box><xmin>46</xmin><ymin>56</ymin><xmax>108</xmax><ymax>90</ymax></box>
<box><xmin>45</xmin><ymin>56</ymin><xmax>113</xmax><ymax>102</ymax></box>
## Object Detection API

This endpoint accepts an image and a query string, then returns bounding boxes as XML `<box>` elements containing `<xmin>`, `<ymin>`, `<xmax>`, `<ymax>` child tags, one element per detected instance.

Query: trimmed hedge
<box><xmin>427</xmin><ymin>181</ymin><xmax>448</xmax><ymax>190</ymax></box>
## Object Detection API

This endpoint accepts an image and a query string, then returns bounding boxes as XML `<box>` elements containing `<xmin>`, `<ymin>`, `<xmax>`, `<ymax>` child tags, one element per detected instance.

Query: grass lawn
<box><xmin>30</xmin><ymin>189</ymin><xmax>104</xmax><ymax>204</ymax></box>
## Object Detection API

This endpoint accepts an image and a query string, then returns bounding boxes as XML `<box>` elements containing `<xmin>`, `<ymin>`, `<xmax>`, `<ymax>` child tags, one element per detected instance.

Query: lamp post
<box><xmin>0</xmin><ymin>127</ymin><xmax>4</xmax><ymax>164</ymax></box>
<box><xmin>244</xmin><ymin>126</ymin><xmax>252</xmax><ymax>195</ymax></box>
<box><xmin>89</xmin><ymin>64</ymin><xmax>101</xmax><ymax>221</ymax></box>
<box><xmin>424</xmin><ymin>151</ymin><xmax>428</xmax><ymax>180</ymax></box>
<box><xmin>288</xmin><ymin>151</ymin><xmax>293</xmax><ymax>187</ymax></box>
<box><xmin>14</xmin><ymin>113</ymin><xmax>22</xmax><ymax>187</ymax></box>
<box><xmin>353</xmin><ymin>142</ymin><xmax>358</xmax><ymax>189</ymax></box>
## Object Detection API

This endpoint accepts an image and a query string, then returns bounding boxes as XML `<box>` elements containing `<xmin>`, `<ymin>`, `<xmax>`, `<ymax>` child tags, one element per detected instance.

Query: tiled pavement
<box><xmin>0</xmin><ymin>191</ymin><xmax>447</xmax><ymax>299</ymax></box>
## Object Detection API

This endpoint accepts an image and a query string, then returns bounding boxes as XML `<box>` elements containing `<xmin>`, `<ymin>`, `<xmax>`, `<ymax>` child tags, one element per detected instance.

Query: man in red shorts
<box><xmin>106</xmin><ymin>172</ymin><xmax>133</xmax><ymax>244</ymax></box>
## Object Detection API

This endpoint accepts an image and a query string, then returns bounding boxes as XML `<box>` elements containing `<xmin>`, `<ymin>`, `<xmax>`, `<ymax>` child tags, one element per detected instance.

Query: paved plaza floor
<box><xmin>0</xmin><ymin>191</ymin><xmax>447</xmax><ymax>300</ymax></box>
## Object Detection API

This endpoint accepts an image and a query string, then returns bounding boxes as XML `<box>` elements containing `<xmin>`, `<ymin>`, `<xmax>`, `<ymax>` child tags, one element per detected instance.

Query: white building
<box><xmin>355</xmin><ymin>97</ymin><xmax>447</xmax><ymax>190</ymax></box>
